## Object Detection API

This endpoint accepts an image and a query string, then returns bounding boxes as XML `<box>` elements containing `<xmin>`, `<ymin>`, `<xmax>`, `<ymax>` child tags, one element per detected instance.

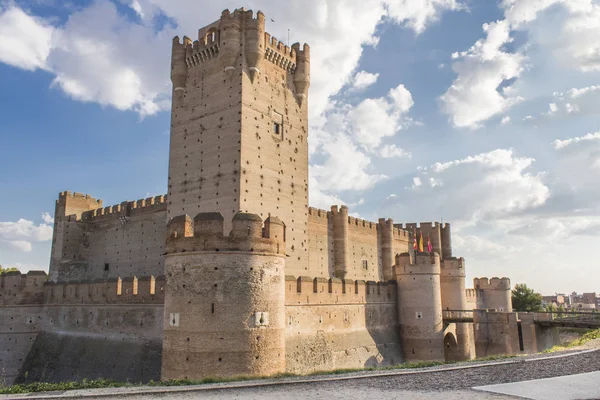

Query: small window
<box><xmin>272</xmin><ymin>111</ymin><xmax>284</xmax><ymax>139</ymax></box>
<box><xmin>362</xmin><ymin>260</ymin><xmax>368</xmax><ymax>269</ymax></box>
<box><xmin>104</xmin><ymin>263</ymin><xmax>109</xmax><ymax>271</ymax></box>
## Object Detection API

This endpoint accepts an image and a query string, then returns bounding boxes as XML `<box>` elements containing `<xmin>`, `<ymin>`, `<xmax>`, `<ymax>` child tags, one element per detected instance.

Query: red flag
<box><xmin>413</xmin><ymin>228</ymin><xmax>418</xmax><ymax>251</ymax></box>
<box><xmin>427</xmin><ymin>234</ymin><xmax>433</xmax><ymax>253</ymax></box>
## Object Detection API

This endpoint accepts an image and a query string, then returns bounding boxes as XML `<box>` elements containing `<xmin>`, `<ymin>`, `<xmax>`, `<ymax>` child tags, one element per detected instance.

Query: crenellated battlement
<box><xmin>44</xmin><ymin>275</ymin><xmax>165</xmax><ymax>305</ymax></box>
<box><xmin>264</xmin><ymin>34</ymin><xmax>298</xmax><ymax>73</ymax></box>
<box><xmin>308</xmin><ymin>207</ymin><xmax>329</xmax><ymax>221</ymax></box>
<box><xmin>0</xmin><ymin>270</ymin><xmax>47</xmax><ymax>305</ymax></box>
<box><xmin>395</xmin><ymin>221</ymin><xmax>452</xmax><ymax>259</ymax></box>
<box><xmin>398</xmin><ymin>221</ymin><xmax>450</xmax><ymax>230</ymax></box>
<box><xmin>284</xmin><ymin>275</ymin><xmax>397</xmax><ymax>305</ymax></box>
<box><xmin>440</xmin><ymin>257</ymin><xmax>466</xmax><ymax>278</ymax></box>
<box><xmin>395</xmin><ymin>251</ymin><xmax>441</xmax><ymax>276</ymax></box>
<box><xmin>474</xmin><ymin>277</ymin><xmax>511</xmax><ymax>291</ymax></box>
<box><xmin>79</xmin><ymin>194</ymin><xmax>167</xmax><ymax>222</ymax></box>
<box><xmin>58</xmin><ymin>191</ymin><xmax>101</xmax><ymax>203</ymax></box>
<box><xmin>165</xmin><ymin>212</ymin><xmax>285</xmax><ymax>255</ymax></box>
<box><xmin>56</xmin><ymin>191</ymin><xmax>103</xmax><ymax>219</ymax></box>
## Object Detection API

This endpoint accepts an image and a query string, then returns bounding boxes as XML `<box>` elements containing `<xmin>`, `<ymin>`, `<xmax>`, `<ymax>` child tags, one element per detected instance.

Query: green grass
<box><xmin>542</xmin><ymin>328</ymin><xmax>600</xmax><ymax>353</ymax></box>
<box><xmin>0</xmin><ymin>353</ymin><xmax>538</xmax><ymax>395</ymax></box>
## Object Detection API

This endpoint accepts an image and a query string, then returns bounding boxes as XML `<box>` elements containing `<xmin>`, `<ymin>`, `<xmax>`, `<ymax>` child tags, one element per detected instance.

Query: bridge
<box><xmin>442</xmin><ymin>310</ymin><xmax>600</xmax><ymax>329</ymax></box>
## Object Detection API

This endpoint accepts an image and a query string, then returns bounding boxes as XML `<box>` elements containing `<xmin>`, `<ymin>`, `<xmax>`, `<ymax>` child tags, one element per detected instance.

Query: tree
<box><xmin>0</xmin><ymin>265</ymin><xmax>19</xmax><ymax>275</ymax></box>
<box><xmin>512</xmin><ymin>283</ymin><xmax>543</xmax><ymax>312</ymax></box>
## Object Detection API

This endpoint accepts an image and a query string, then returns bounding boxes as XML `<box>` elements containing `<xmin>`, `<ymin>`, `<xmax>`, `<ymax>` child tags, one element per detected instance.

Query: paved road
<box><xmin>5</xmin><ymin>349</ymin><xmax>599</xmax><ymax>400</ymax></box>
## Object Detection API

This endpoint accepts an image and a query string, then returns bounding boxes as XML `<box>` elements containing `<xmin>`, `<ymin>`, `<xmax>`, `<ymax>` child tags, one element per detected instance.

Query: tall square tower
<box><xmin>167</xmin><ymin>8</ymin><xmax>310</xmax><ymax>274</ymax></box>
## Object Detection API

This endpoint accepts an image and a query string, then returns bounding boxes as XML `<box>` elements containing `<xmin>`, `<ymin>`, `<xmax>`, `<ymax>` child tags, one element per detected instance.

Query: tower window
<box><xmin>362</xmin><ymin>260</ymin><xmax>368</xmax><ymax>270</ymax></box>
<box><xmin>272</xmin><ymin>111</ymin><xmax>284</xmax><ymax>139</ymax></box>
<box><xmin>104</xmin><ymin>263</ymin><xmax>109</xmax><ymax>271</ymax></box>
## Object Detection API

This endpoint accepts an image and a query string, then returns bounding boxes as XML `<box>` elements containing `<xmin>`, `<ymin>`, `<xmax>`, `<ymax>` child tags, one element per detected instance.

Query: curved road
<box><xmin>6</xmin><ymin>348</ymin><xmax>600</xmax><ymax>400</ymax></box>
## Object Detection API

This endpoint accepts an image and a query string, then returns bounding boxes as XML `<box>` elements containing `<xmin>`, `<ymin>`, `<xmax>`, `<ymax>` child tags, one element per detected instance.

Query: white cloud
<box><xmin>310</xmin><ymin>135</ymin><xmax>387</xmax><ymax>192</ymax></box>
<box><xmin>552</xmin><ymin>131</ymin><xmax>600</xmax><ymax>150</ymax></box>
<box><xmin>0</xmin><ymin>5</ymin><xmax>54</xmax><ymax>71</ymax></box>
<box><xmin>384</xmin><ymin>149</ymin><xmax>549</xmax><ymax>225</ymax></box>
<box><xmin>130</xmin><ymin>0</ymin><xmax>145</xmax><ymax>18</ymax></box>
<box><xmin>501</xmin><ymin>116</ymin><xmax>511</xmax><ymax>124</ymax></box>
<box><xmin>348</xmin><ymin>84</ymin><xmax>414</xmax><ymax>150</ymax></box>
<box><xmin>549</xmin><ymin>85</ymin><xmax>600</xmax><ymax>117</ymax></box>
<box><xmin>440</xmin><ymin>20</ymin><xmax>525</xmax><ymax>129</ymax></box>
<box><xmin>48</xmin><ymin>1</ymin><xmax>172</xmax><ymax>117</ymax></box>
<box><xmin>379</xmin><ymin>144</ymin><xmax>412</xmax><ymax>159</ymax></box>
<box><xmin>351</xmin><ymin>71</ymin><xmax>379</xmax><ymax>91</ymax></box>
<box><xmin>42</xmin><ymin>212</ymin><xmax>54</xmax><ymax>225</ymax></box>
<box><xmin>7</xmin><ymin>240</ymin><xmax>32</xmax><ymax>252</ymax></box>
<box><xmin>0</xmin><ymin>217</ymin><xmax>53</xmax><ymax>253</ymax></box>
<box><xmin>386</xmin><ymin>0</ymin><xmax>465</xmax><ymax>34</ymax></box>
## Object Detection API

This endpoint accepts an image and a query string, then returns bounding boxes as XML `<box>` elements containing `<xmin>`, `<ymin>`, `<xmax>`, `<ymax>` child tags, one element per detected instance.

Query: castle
<box><xmin>1</xmin><ymin>8</ymin><xmax>547</xmax><ymax>385</ymax></box>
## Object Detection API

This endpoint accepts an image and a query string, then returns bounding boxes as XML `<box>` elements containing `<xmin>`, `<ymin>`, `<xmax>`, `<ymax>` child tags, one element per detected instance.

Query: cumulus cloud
<box><xmin>310</xmin><ymin>134</ymin><xmax>387</xmax><ymax>193</ymax></box>
<box><xmin>552</xmin><ymin>131</ymin><xmax>600</xmax><ymax>150</ymax></box>
<box><xmin>379</xmin><ymin>144</ymin><xmax>411</xmax><ymax>159</ymax></box>
<box><xmin>42</xmin><ymin>212</ymin><xmax>54</xmax><ymax>225</ymax></box>
<box><xmin>0</xmin><ymin>217</ymin><xmax>53</xmax><ymax>253</ymax></box>
<box><xmin>386</xmin><ymin>0</ymin><xmax>465</xmax><ymax>34</ymax></box>
<box><xmin>351</xmin><ymin>71</ymin><xmax>379</xmax><ymax>91</ymax></box>
<box><xmin>347</xmin><ymin>84</ymin><xmax>414</xmax><ymax>150</ymax></box>
<box><xmin>547</xmin><ymin>85</ymin><xmax>600</xmax><ymax>117</ymax></box>
<box><xmin>383</xmin><ymin>149</ymin><xmax>549</xmax><ymax>225</ymax></box>
<box><xmin>0</xmin><ymin>5</ymin><xmax>54</xmax><ymax>71</ymax></box>
<box><xmin>440</xmin><ymin>20</ymin><xmax>525</xmax><ymax>129</ymax></box>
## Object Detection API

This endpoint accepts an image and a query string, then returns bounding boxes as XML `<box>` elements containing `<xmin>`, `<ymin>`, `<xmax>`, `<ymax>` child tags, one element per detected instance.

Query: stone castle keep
<box><xmin>0</xmin><ymin>8</ymin><xmax>550</xmax><ymax>385</ymax></box>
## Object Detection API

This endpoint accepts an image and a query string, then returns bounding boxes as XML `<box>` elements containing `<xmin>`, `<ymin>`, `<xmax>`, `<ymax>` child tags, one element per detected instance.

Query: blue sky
<box><xmin>1</xmin><ymin>0</ymin><xmax>600</xmax><ymax>294</ymax></box>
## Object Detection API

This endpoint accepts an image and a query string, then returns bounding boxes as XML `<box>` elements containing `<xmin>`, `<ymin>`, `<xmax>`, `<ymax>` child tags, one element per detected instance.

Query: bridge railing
<box><xmin>533</xmin><ymin>310</ymin><xmax>600</xmax><ymax>325</ymax></box>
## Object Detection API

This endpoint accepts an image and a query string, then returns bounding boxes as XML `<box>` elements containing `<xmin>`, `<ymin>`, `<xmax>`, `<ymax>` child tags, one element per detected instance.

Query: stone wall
<box><xmin>49</xmin><ymin>194</ymin><xmax>167</xmax><ymax>283</ymax></box>
<box><xmin>307</xmin><ymin>207</ymin><xmax>411</xmax><ymax>281</ymax></box>
<box><xmin>0</xmin><ymin>275</ymin><xmax>164</xmax><ymax>385</ymax></box>
<box><xmin>284</xmin><ymin>276</ymin><xmax>402</xmax><ymax>373</ymax></box>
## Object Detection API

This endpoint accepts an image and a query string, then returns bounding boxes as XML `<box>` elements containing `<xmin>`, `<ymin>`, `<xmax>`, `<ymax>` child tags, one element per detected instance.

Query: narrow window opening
<box><xmin>104</xmin><ymin>263</ymin><xmax>109</xmax><ymax>272</ymax></box>
<box><xmin>211</xmin><ymin>303</ymin><xmax>215</xmax><ymax>314</ymax></box>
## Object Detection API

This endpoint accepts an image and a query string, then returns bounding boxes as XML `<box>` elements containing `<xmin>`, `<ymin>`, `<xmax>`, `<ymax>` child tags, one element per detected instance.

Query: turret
<box><xmin>219</xmin><ymin>9</ymin><xmax>242</xmax><ymax>71</ymax></box>
<box><xmin>331</xmin><ymin>205</ymin><xmax>349</xmax><ymax>279</ymax></box>
<box><xmin>441</xmin><ymin>223</ymin><xmax>452</xmax><ymax>258</ymax></box>
<box><xmin>474</xmin><ymin>277</ymin><xmax>512</xmax><ymax>312</ymax></box>
<box><xmin>244</xmin><ymin>10</ymin><xmax>265</xmax><ymax>82</ymax></box>
<box><xmin>378</xmin><ymin>218</ymin><xmax>394</xmax><ymax>281</ymax></box>
<box><xmin>401</xmin><ymin>222</ymin><xmax>453</xmax><ymax>259</ymax></box>
<box><xmin>161</xmin><ymin>212</ymin><xmax>286</xmax><ymax>380</ymax></box>
<box><xmin>291</xmin><ymin>43</ymin><xmax>310</xmax><ymax>105</ymax></box>
<box><xmin>49</xmin><ymin>192</ymin><xmax>102</xmax><ymax>281</ymax></box>
<box><xmin>395</xmin><ymin>252</ymin><xmax>444</xmax><ymax>361</ymax></box>
<box><xmin>440</xmin><ymin>257</ymin><xmax>472</xmax><ymax>360</ymax></box>
<box><xmin>171</xmin><ymin>36</ymin><xmax>188</xmax><ymax>91</ymax></box>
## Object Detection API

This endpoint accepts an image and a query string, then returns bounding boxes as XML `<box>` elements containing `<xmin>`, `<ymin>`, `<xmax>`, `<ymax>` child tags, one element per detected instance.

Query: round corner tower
<box><xmin>161</xmin><ymin>212</ymin><xmax>286</xmax><ymax>380</ymax></box>
<box><xmin>395</xmin><ymin>252</ymin><xmax>444</xmax><ymax>362</ymax></box>
<box><xmin>440</xmin><ymin>257</ymin><xmax>472</xmax><ymax>360</ymax></box>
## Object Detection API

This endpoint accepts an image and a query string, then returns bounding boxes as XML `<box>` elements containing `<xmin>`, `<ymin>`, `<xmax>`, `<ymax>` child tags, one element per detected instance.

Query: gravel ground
<box><xmin>4</xmin><ymin>348</ymin><xmax>599</xmax><ymax>399</ymax></box>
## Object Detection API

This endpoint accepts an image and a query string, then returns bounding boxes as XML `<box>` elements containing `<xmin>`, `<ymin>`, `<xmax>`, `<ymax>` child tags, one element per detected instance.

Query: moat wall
<box><xmin>0</xmin><ymin>275</ymin><xmax>165</xmax><ymax>385</ymax></box>
<box><xmin>1</xmin><ymin>304</ymin><xmax>163</xmax><ymax>385</ymax></box>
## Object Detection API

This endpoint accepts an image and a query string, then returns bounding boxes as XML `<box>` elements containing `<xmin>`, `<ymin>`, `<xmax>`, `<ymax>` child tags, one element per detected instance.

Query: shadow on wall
<box><xmin>15</xmin><ymin>332</ymin><xmax>162</xmax><ymax>384</ymax></box>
